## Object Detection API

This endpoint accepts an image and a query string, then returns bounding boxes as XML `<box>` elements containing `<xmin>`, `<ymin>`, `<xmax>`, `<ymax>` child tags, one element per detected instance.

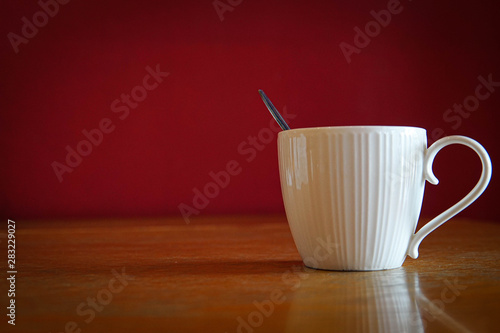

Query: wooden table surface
<box><xmin>2</xmin><ymin>215</ymin><xmax>499</xmax><ymax>333</ymax></box>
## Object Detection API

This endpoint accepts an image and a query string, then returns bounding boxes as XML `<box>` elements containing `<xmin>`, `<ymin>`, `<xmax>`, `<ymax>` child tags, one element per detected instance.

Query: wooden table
<box><xmin>2</xmin><ymin>215</ymin><xmax>499</xmax><ymax>333</ymax></box>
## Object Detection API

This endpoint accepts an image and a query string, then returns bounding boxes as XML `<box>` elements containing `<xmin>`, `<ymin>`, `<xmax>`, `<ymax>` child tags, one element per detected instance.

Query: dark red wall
<box><xmin>1</xmin><ymin>0</ymin><xmax>499</xmax><ymax>222</ymax></box>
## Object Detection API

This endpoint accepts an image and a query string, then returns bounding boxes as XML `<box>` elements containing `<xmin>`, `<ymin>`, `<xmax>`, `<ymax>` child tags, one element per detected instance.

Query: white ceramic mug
<box><xmin>278</xmin><ymin>126</ymin><xmax>492</xmax><ymax>271</ymax></box>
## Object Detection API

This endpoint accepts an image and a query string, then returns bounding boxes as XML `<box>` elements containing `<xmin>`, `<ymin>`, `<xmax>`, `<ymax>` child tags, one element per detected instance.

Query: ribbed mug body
<box><xmin>278</xmin><ymin>126</ymin><xmax>427</xmax><ymax>270</ymax></box>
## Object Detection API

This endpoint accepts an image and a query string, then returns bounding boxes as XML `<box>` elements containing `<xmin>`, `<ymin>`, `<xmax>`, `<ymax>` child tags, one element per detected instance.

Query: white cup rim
<box><xmin>278</xmin><ymin>125</ymin><xmax>427</xmax><ymax>136</ymax></box>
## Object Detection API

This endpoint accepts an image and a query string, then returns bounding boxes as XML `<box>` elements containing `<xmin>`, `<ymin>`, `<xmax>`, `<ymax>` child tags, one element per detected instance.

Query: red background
<box><xmin>1</xmin><ymin>0</ymin><xmax>499</xmax><ymax>221</ymax></box>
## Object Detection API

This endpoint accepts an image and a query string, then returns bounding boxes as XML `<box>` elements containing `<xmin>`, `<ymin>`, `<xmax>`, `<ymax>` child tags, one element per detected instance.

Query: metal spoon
<box><xmin>258</xmin><ymin>90</ymin><xmax>291</xmax><ymax>131</ymax></box>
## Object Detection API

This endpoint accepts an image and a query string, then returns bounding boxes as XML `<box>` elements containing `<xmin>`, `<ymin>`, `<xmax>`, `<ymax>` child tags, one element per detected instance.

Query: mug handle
<box><xmin>407</xmin><ymin>135</ymin><xmax>492</xmax><ymax>259</ymax></box>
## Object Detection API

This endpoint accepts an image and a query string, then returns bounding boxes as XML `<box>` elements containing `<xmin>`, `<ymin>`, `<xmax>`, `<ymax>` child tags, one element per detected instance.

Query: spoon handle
<box><xmin>258</xmin><ymin>90</ymin><xmax>291</xmax><ymax>131</ymax></box>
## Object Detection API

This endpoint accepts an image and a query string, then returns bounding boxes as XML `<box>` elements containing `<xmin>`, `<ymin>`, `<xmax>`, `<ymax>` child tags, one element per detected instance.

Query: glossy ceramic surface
<box><xmin>278</xmin><ymin>126</ymin><xmax>491</xmax><ymax>271</ymax></box>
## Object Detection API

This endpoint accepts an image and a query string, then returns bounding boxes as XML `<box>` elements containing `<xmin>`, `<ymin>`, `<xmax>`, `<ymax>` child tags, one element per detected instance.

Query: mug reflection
<box><xmin>284</xmin><ymin>268</ymin><xmax>471</xmax><ymax>333</ymax></box>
